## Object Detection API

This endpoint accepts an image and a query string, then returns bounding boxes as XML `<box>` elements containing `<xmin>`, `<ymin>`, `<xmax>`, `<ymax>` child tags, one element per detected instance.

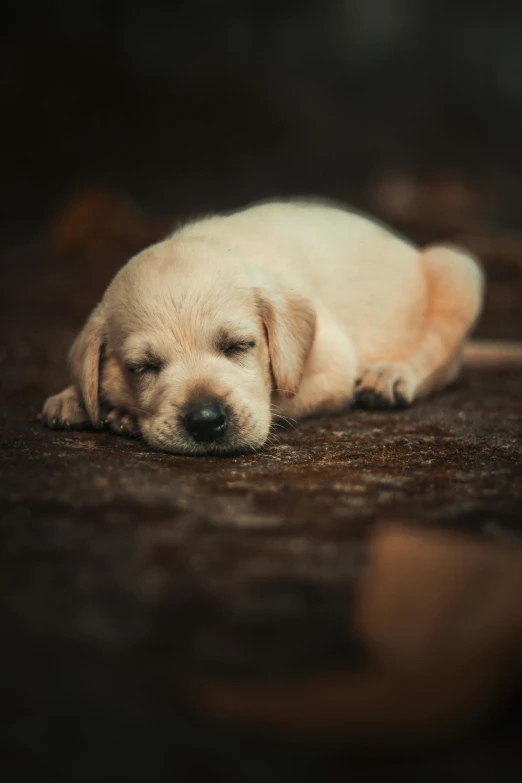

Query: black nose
<box><xmin>182</xmin><ymin>399</ymin><xmax>228</xmax><ymax>442</ymax></box>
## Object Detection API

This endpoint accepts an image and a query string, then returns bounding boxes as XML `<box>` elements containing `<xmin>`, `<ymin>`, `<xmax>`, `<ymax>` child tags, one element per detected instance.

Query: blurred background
<box><xmin>2</xmin><ymin>4</ymin><xmax>522</xmax><ymax>780</ymax></box>
<box><xmin>3</xmin><ymin>0</ymin><xmax>522</xmax><ymax>242</ymax></box>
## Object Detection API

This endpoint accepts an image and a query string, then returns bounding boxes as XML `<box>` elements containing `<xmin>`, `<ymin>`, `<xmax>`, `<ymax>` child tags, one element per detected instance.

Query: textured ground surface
<box><xmin>2</xmin><ymin>193</ymin><xmax>522</xmax><ymax>780</ymax></box>
<box><xmin>5</xmin><ymin>7</ymin><xmax>522</xmax><ymax>777</ymax></box>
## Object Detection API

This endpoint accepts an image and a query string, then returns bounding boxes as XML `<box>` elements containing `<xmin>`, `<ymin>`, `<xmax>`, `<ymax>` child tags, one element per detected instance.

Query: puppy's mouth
<box><xmin>154</xmin><ymin>440</ymin><xmax>259</xmax><ymax>457</ymax></box>
<box><xmin>140</xmin><ymin>407</ymin><xmax>267</xmax><ymax>457</ymax></box>
<box><xmin>145</xmin><ymin>432</ymin><xmax>264</xmax><ymax>457</ymax></box>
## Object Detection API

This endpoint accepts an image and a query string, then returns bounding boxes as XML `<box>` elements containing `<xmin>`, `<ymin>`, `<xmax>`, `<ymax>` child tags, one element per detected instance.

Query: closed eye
<box><xmin>223</xmin><ymin>340</ymin><xmax>256</xmax><ymax>359</ymax></box>
<box><xmin>127</xmin><ymin>362</ymin><xmax>162</xmax><ymax>378</ymax></box>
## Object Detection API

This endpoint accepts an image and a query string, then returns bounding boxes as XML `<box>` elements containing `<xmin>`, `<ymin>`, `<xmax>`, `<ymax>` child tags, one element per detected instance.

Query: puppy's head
<box><xmin>69</xmin><ymin>238</ymin><xmax>316</xmax><ymax>454</ymax></box>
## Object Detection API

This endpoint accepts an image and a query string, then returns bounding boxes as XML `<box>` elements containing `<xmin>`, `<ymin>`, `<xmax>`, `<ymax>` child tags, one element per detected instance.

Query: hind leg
<box><xmin>356</xmin><ymin>245</ymin><xmax>483</xmax><ymax>409</ymax></box>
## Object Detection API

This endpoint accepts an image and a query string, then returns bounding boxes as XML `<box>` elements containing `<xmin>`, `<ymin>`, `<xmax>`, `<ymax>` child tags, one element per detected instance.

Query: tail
<box><xmin>462</xmin><ymin>339</ymin><xmax>522</xmax><ymax>368</ymax></box>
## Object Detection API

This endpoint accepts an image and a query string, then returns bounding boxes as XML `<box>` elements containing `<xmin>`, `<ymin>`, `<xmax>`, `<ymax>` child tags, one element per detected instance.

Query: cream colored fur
<box><xmin>42</xmin><ymin>200</ymin><xmax>521</xmax><ymax>455</ymax></box>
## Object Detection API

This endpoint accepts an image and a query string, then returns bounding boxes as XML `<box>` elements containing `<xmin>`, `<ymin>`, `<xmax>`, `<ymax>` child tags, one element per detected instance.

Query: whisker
<box><xmin>270</xmin><ymin>422</ymin><xmax>291</xmax><ymax>433</ymax></box>
<box><xmin>271</xmin><ymin>414</ymin><xmax>298</xmax><ymax>431</ymax></box>
<box><xmin>270</xmin><ymin>403</ymin><xmax>297</xmax><ymax>419</ymax></box>
<box><xmin>273</xmin><ymin>411</ymin><xmax>298</xmax><ymax>423</ymax></box>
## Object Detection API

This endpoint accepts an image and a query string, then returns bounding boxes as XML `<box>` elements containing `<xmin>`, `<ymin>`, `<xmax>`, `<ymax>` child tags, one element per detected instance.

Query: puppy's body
<box><xmin>182</xmin><ymin>202</ymin><xmax>424</xmax><ymax>361</ymax></box>
<box><xmin>43</xmin><ymin>200</ymin><xmax>491</xmax><ymax>454</ymax></box>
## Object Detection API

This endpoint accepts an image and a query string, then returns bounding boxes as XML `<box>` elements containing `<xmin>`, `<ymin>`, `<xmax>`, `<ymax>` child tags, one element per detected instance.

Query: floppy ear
<box><xmin>257</xmin><ymin>288</ymin><xmax>316</xmax><ymax>396</ymax></box>
<box><xmin>68</xmin><ymin>305</ymin><xmax>106</xmax><ymax>427</ymax></box>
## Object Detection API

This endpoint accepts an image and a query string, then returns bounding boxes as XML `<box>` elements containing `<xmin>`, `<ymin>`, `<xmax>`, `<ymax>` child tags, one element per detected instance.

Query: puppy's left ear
<box><xmin>257</xmin><ymin>288</ymin><xmax>316</xmax><ymax>395</ymax></box>
<box><xmin>68</xmin><ymin>304</ymin><xmax>106</xmax><ymax>427</ymax></box>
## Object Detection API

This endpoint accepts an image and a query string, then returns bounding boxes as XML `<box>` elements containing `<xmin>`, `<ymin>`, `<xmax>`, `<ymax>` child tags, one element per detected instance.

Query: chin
<box><xmin>148</xmin><ymin>440</ymin><xmax>260</xmax><ymax>457</ymax></box>
<box><xmin>141</xmin><ymin>428</ymin><xmax>266</xmax><ymax>457</ymax></box>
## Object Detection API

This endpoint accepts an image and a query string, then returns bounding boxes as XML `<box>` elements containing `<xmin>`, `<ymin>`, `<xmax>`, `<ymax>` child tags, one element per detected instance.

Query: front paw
<box><xmin>355</xmin><ymin>362</ymin><xmax>418</xmax><ymax>409</ymax></box>
<box><xmin>104</xmin><ymin>408</ymin><xmax>140</xmax><ymax>438</ymax></box>
<box><xmin>42</xmin><ymin>386</ymin><xmax>90</xmax><ymax>430</ymax></box>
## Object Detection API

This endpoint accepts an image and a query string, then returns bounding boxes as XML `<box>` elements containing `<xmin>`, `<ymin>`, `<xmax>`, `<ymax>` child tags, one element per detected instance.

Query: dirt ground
<box><xmin>2</xmin><ymin>25</ymin><xmax>522</xmax><ymax>775</ymax></box>
<box><xmin>1</xmin><ymin>182</ymin><xmax>522</xmax><ymax>781</ymax></box>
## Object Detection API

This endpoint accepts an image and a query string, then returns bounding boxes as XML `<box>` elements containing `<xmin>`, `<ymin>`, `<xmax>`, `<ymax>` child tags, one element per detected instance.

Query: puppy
<box><xmin>42</xmin><ymin>199</ymin><xmax>520</xmax><ymax>455</ymax></box>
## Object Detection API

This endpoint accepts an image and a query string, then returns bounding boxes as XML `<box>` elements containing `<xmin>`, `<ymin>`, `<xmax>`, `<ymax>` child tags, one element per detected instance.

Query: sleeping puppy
<box><xmin>41</xmin><ymin>199</ymin><xmax>519</xmax><ymax>455</ymax></box>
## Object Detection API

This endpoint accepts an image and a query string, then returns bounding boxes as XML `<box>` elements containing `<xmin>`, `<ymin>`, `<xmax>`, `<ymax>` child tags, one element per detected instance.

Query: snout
<box><xmin>181</xmin><ymin>397</ymin><xmax>229</xmax><ymax>443</ymax></box>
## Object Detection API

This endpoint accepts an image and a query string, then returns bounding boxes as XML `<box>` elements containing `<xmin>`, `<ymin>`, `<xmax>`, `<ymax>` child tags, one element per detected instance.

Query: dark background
<box><xmin>3</xmin><ymin>0</ymin><xmax>522</xmax><ymax>239</ymax></box>
<box><xmin>2</xmin><ymin>3</ymin><xmax>522</xmax><ymax>782</ymax></box>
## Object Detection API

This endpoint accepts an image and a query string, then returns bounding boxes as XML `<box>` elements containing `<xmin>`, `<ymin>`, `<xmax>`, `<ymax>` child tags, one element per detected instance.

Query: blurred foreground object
<box><xmin>192</xmin><ymin>528</ymin><xmax>522</xmax><ymax>742</ymax></box>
